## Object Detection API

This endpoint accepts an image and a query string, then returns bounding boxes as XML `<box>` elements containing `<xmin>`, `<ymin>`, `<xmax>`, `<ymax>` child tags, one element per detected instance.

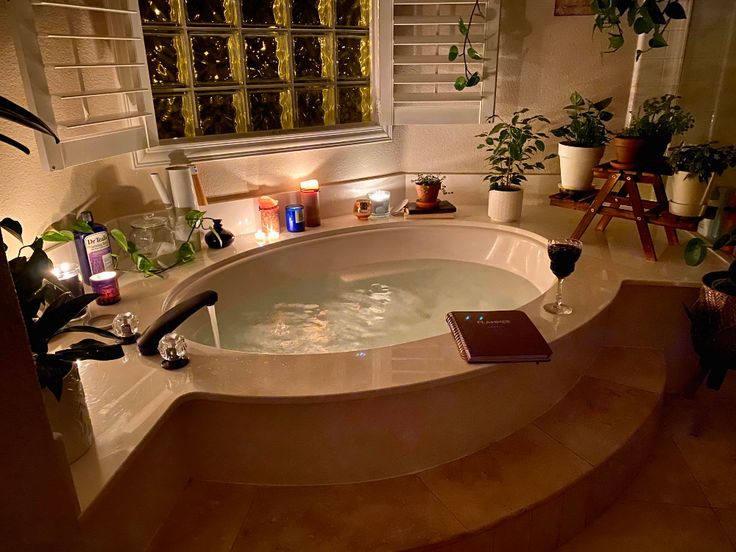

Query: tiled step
<box><xmin>146</xmin><ymin>347</ymin><xmax>665</xmax><ymax>552</ymax></box>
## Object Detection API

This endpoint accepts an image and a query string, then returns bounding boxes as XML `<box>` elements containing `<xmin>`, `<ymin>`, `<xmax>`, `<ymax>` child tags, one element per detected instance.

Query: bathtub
<box><xmin>151</xmin><ymin>222</ymin><xmax>597</xmax><ymax>486</ymax></box>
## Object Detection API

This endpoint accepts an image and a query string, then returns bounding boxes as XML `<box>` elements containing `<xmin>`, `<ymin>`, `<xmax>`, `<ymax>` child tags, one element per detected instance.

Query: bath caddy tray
<box><xmin>550</xmin><ymin>163</ymin><xmax>715</xmax><ymax>261</ymax></box>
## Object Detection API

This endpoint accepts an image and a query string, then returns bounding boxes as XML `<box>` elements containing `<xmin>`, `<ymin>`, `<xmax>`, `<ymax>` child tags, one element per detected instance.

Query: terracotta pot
<box><xmin>558</xmin><ymin>142</ymin><xmax>605</xmax><ymax>191</ymax></box>
<box><xmin>488</xmin><ymin>186</ymin><xmax>523</xmax><ymax>222</ymax></box>
<box><xmin>613</xmin><ymin>136</ymin><xmax>647</xmax><ymax>167</ymax></box>
<box><xmin>415</xmin><ymin>182</ymin><xmax>441</xmax><ymax>209</ymax></box>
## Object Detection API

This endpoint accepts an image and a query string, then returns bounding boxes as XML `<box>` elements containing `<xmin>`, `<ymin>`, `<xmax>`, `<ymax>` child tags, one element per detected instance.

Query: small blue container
<box><xmin>285</xmin><ymin>204</ymin><xmax>306</xmax><ymax>232</ymax></box>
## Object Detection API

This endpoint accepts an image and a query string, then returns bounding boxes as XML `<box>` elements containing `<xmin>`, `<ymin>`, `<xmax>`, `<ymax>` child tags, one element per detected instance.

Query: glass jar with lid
<box><xmin>129</xmin><ymin>213</ymin><xmax>177</xmax><ymax>265</ymax></box>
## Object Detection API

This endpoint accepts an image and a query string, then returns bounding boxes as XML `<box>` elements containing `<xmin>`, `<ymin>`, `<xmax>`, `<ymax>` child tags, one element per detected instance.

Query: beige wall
<box><xmin>0</xmin><ymin>0</ymin><xmax>679</xmax><ymax>255</ymax></box>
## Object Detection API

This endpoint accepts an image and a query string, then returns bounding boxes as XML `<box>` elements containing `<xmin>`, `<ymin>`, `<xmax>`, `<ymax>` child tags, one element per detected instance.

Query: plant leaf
<box><xmin>649</xmin><ymin>32</ymin><xmax>667</xmax><ymax>48</ymax></box>
<box><xmin>32</xmin><ymin>293</ymin><xmax>99</xmax><ymax>348</ymax></box>
<box><xmin>0</xmin><ymin>133</ymin><xmax>30</xmax><ymax>154</ymax></box>
<box><xmin>664</xmin><ymin>1</ymin><xmax>686</xmax><ymax>19</ymax></box>
<box><xmin>448</xmin><ymin>45</ymin><xmax>458</xmax><ymax>61</ymax></box>
<box><xmin>466</xmin><ymin>72</ymin><xmax>481</xmax><ymax>87</ymax></box>
<box><xmin>458</xmin><ymin>17</ymin><xmax>468</xmax><ymax>35</ymax></box>
<box><xmin>467</xmin><ymin>47</ymin><xmax>482</xmax><ymax>60</ymax></box>
<box><xmin>110</xmin><ymin>228</ymin><xmax>131</xmax><ymax>253</ymax></box>
<box><xmin>608</xmin><ymin>33</ymin><xmax>625</xmax><ymax>51</ymax></box>
<box><xmin>0</xmin><ymin>96</ymin><xmax>59</xmax><ymax>143</ymax></box>
<box><xmin>185</xmin><ymin>209</ymin><xmax>206</xmax><ymax>228</ymax></box>
<box><xmin>71</xmin><ymin>220</ymin><xmax>93</xmax><ymax>234</ymax></box>
<box><xmin>176</xmin><ymin>241</ymin><xmax>196</xmax><ymax>264</ymax></box>
<box><xmin>454</xmin><ymin>76</ymin><xmax>467</xmax><ymax>91</ymax></box>
<box><xmin>53</xmin><ymin>325</ymin><xmax>119</xmax><ymax>340</ymax></box>
<box><xmin>0</xmin><ymin>217</ymin><xmax>22</xmax><ymax>242</ymax></box>
<box><xmin>42</xmin><ymin>229</ymin><xmax>74</xmax><ymax>242</ymax></box>
<box><xmin>684</xmin><ymin>238</ymin><xmax>707</xmax><ymax>266</ymax></box>
<box><xmin>54</xmin><ymin>339</ymin><xmax>125</xmax><ymax>362</ymax></box>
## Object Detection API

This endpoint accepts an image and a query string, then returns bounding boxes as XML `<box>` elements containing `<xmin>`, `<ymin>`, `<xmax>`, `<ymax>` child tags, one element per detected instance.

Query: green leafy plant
<box><xmin>448</xmin><ymin>0</ymin><xmax>484</xmax><ymax>90</ymax></box>
<box><xmin>668</xmin><ymin>142</ymin><xmax>736</xmax><ymax>183</ymax></box>
<box><xmin>0</xmin><ymin>95</ymin><xmax>59</xmax><ymax>154</ymax></box>
<box><xmin>591</xmin><ymin>0</ymin><xmax>688</xmax><ymax>60</ymax></box>
<box><xmin>477</xmin><ymin>109</ymin><xmax>557</xmax><ymax>191</ymax></box>
<box><xmin>0</xmin><ymin>219</ymin><xmax>124</xmax><ymax>400</ymax></box>
<box><xmin>552</xmin><ymin>92</ymin><xmax>614</xmax><ymax>148</ymax></box>
<box><xmin>623</xmin><ymin>94</ymin><xmax>694</xmax><ymax>139</ymax></box>
<box><xmin>412</xmin><ymin>174</ymin><xmax>452</xmax><ymax>195</ymax></box>
<box><xmin>685</xmin><ymin>226</ymin><xmax>736</xmax><ymax>296</ymax></box>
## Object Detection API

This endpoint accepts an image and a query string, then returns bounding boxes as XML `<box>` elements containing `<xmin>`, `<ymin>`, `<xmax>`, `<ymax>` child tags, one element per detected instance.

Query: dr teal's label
<box><xmin>293</xmin><ymin>209</ymin><xmax>304</xmax><ymax>223</ymax></box>
<box><xmin>84</xmin><ymin>231</ymin><xmax>114</xmax><ymax>274</ymax></box>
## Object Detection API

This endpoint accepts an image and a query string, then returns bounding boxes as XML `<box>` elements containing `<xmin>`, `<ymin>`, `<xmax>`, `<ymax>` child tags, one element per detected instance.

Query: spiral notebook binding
<box><xmin>445</xmin><ymin>313</ymin><xmax>470</xmax><ymax>362</ymax></box>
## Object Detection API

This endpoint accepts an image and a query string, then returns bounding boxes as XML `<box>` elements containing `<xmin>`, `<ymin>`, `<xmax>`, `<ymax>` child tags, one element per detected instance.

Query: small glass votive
<box><xmin>368</xmin><ymin>190</ymin><xmax>391</xmax><ymax>218</ymax></box>
<box><xmin>353</xmin><ymin>198</ymin><xmax>372</xmax><ymax>220</ymax></box>
<box><xmin>258</xmin><ymin>196</ymin><xmax>280</xmax><ymax>237</ymax></box>
<box><xmin>52</xmin><ymin>262</ymin><xmax>84</xmax><ymax>298</ymax></box>
<box><xmin>89</xmin><ymin>271</ymin><xmax>121</xmax><ymax>306</ymax></box>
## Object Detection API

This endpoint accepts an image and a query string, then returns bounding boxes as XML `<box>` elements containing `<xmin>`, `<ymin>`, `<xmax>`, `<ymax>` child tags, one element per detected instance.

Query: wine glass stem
<box><xmin>555</xmin><ymin>278</ymin><xmax>565</xmax><ymax>309</ymax></box>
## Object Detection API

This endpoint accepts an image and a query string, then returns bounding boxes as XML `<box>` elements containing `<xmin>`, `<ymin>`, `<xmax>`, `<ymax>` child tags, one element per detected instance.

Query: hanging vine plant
<box><xmin>591</xmin><ymin>0</ymin><xmax>687</xmax><ymax>60</ymax></box>
<box><xmin>448</xmin><ymin>0</ymin><xmax>484</xmax><ymax>91</ymax></box>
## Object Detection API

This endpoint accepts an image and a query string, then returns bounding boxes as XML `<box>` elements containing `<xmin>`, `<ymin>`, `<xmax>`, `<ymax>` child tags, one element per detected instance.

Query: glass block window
<box><xmin>139</xmin><ymin>0</ymin><xmax>371</xmax><ymax>141</ymax></box>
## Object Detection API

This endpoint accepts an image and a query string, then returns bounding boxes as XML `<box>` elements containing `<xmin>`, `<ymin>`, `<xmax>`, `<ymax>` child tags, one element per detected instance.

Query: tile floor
<box><xmin>560</xmin><ymin>379</ymin><xmax>736</xmax><ymax>551</ymax></box>
<box><xmin>146</xmin><ymin>379</ymin><xmax>736</xmax><ymax>552</ymax></box>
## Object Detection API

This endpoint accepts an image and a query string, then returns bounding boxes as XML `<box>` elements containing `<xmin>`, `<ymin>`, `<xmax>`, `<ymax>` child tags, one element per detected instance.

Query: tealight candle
<box><xmin>368</xmin><ymin>190</ymin><xmax>391</xmax><ymax>218</ymax></box>
<box><xmin>52</xmin><ymin>262</ymin><xmax>84</xmax><ymax>299</ymax></box>
<box><xmin>299</xmin><ymin>179</ymin><xmax>321</xmax><ymax>227</ymax></box>
<box><xmin>254</xmin><ymin>230</ymin><xmax>268</xmax><ymax>245</ymax></box>
<box><xmin>89</xmin><ymin>271</ymin><xmax>121</xmax><ymax>305</ymax></box>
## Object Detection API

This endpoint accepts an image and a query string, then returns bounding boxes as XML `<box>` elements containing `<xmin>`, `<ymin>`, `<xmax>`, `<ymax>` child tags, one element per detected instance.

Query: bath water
<box><xmin>190</xmin><ymin>258</ymin><xmax>540</xmax><ymax>354</ymax></box>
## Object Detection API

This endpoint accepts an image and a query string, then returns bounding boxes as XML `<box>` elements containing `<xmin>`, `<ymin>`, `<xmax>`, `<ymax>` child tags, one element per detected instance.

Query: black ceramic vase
<box><xmin>205</xmin><ymin>219</ymin><xmax>234</xmax><ymax>249</ymax></box>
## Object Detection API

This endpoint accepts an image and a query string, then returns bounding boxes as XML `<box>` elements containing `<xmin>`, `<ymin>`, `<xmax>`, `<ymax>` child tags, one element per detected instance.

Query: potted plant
<box><xmin>412</xmin><ymin>174</ymin><xmax>448</xmax><ymax>209</ymax></box>
<box><xmin>667</xmin><ymin>142</ymin><xmax>736</xmax><ymax>217</ymax></box>
<box><xmin>591</xmin><ymin>0</ymin><xmax>687</xmax><ymax>59</ymax></box>
<box><xmin>613</xmin><ymin>95</ymin><xmax>695</xmax><ymax>168</ymax></box>
<box><xmin>0</xmin><ymin>96</ymin><xmax>123</xmax><ymax>462</ymax></box>
<box><xmin>0</xmin><ymin>222</ymin><xmax>125</xmax><ymax>461</ymax></box>
<box><xmin>478</xmin><ymin>108</ymin><xmax>556</xmax><ymax>222</ymax></box>
<box><xmin>684</xmin><ymin>228</ymin><xmax>736</xmax><ymax>389</ymax></box>
<box><xmin>552</xmin><ymin>92</ymin><xmax>613</xmax><ymax>191</ymax></box>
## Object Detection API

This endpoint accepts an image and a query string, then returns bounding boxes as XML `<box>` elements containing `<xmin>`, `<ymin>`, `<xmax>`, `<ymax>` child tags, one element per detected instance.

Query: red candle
<box><xmin>299</xmin><ymin>179</ymin><xmax>321</xmax><ymax>227</ymax></box>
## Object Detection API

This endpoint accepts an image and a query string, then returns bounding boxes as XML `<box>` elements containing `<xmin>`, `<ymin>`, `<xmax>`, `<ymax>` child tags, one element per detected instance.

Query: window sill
<box><xmin>132</xmin><ymin>123</ymin><xmax>393</xmax><ymax>168</ymax></box>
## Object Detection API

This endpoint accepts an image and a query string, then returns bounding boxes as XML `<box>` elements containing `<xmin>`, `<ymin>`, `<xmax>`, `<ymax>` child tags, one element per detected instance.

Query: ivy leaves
<box><xmin>449</xmin><ymin>2</ymin><xmax>483</xmax><ymax>91</ymax></box>
<box><xmin>591</xmin><ymin>0</ymin><xmax>687</xmax><ymax>60</ymax></box>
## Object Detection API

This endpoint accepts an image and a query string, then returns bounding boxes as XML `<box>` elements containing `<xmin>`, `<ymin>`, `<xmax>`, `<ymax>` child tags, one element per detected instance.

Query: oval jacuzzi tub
<box><xmin>161</xmin><ymin>223</ymin><xmax>592</xmax><ymax>486</ymax></box>
<box><xmin>170</xmin><ymin>223</ymin><xmax>556</xmax><ymax>354</ymax></box>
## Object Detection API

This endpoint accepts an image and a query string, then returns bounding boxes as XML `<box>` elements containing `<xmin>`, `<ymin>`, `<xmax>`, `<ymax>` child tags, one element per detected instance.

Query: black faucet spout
<box><xmin>138</xmin><ymin>290</ymin><xmax>218</xmax><ymax>356</ymax></box>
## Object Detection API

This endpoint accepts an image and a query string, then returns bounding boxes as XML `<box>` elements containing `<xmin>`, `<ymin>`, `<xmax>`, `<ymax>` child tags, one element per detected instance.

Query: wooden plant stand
<box><xmin>549</xmin><ymin>163</ymin><xmax>715</xmax><ymax>261</ymax></box>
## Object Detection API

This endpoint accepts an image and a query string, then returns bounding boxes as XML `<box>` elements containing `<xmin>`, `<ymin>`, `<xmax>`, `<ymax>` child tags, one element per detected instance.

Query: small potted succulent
<box><xmin>551</xmin><ymin>92</ymin><xmax>613</xmax><ymax>191</ymax></box>
<box><xmin>412</xmin><ymin>174</ymin><xmax>448</xmax><ymax>209</ymax></box>
<box><xmin>667</xmin><ymin>142</ymin><xmax>736</xmax><ymax>217</ymax></box>
<box><xmin>478</xmin><ymin>109</ymin><xmax>556</xmax><ymax>222</ymax></box>
<box><xmin>614</xmin><ymin>95</ymin><xmax>695</xmax><ymax>168</ymax></box>
<box><xmin>684</xmin><ymin>227</ymin><xmax>736</xmax><ymax>389</ymax></box>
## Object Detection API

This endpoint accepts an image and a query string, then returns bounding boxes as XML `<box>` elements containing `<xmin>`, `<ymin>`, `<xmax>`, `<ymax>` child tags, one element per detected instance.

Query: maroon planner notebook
<box><xmin>445</xmin><ymin>311</ymin><xmax>552</xmax><ymax>363</ymax></box>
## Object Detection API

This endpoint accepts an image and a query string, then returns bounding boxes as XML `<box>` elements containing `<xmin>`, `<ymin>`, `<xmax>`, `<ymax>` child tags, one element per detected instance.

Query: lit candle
<box><xmin>254</xmin><ymin>230</ymin><xmax>267</xmax><ymax>245</ymax></box>
<box><xmin>258</xmin><ymin>196</ymin><xmax>280</xmax><ymax>238</ymax></box>
<box><xmin>89</xmin><ymin>271</ymin><xmax>121</xmax><ymax>306</ymax></box>
<box><xmin>299</xmin><ymin>179</ymin><xmax>321</xmax><ymax>227</ymax></box>
<box><xmin>368</xmin><ymin>190</ymin><xmax>391</xmax><ymax>217</ymax></box>
<box><xmin>267</xmin><ymin>229</ymin><xmax>280</xmax><ymax>241</ymax></box>
<box><xmin>51</xmin><ymin>262</ymin><xmax>84</xmax><ymax>299</ymax></box>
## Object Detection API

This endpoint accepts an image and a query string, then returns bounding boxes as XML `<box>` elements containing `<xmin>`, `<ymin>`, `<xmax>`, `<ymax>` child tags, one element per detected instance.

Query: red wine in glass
<box><xmin>544</xmin><ymin>239</ymin><xmax>582</xmax><ymax>315</ymax></box>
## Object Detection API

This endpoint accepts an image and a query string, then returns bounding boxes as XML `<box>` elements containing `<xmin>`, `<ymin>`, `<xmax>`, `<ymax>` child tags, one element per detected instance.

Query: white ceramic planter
<box><xmin>558</xmin><ymin>143</ymin><xmax>605</xmax><ymax>191</ymax></box>
<box><xmin>43</xmin><ymin>365</ymin><xmax>94</xmax><ymax>463</ymax></box>
<box><xmin>488</xmin><ymin>186</ymin><xmax>523</xmax><ymax>222</ymax></box>
<box><xmin>668</xmin><ymin>171</ymin><xmax>715</xmax><ymax>217</ymax></box>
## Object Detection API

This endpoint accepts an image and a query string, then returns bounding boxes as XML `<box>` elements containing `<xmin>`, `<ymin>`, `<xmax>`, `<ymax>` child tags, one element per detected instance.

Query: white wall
<box><xmin>0</xmin><ymin>0</ymin><xmax>676</xmax><ymax>255</ymax></box>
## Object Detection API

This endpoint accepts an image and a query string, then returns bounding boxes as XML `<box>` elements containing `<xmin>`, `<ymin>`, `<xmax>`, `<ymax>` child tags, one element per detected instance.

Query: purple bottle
<box><xmin>74</xmin><ymin>211</ymin><xmax>114</xmax><ymax>284</ymax></box>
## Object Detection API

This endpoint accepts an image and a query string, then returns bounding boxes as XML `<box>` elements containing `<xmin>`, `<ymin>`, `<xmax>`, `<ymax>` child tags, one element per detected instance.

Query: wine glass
<box><xmin>543</xmin><ymin>238</ymin><xmax>583</xmax><ymax>315</ymax></box>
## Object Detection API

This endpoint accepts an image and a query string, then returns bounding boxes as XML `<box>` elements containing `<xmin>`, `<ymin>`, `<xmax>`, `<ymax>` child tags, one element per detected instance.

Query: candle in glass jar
<box><xmin>299</xmin><ymin>179</ymin><xmax>321</xmax><ymax>227</ymax></box>
<box><xmin>368</xmin><ymin>190</ymin><xmax>391</xmax><ymax>217</ymax></box>
<box><xmin>258</xmin><ymin>196</ymin><xmax>280</xmax><ymax>238</ymax></box>
<box><xmin>52</xmin><ymin>262</ymin><xmax>84</xmax><ymax>298</ymax></box>
<box><xmin>89</xmin><ymin>271</ymin><xmax>121</xmax><ymax>305</ymax></box>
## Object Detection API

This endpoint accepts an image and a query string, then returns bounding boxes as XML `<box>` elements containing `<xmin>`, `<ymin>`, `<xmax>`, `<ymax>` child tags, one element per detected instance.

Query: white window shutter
<box><xmin>8</xmin><ymin>0</ymin><xmax>158</xmax><ymax>171</ymax></box>
<box><xmin>391</xmin><ymin>0</ymin><xmax>499</xmax><ymax>124</ymax></box>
